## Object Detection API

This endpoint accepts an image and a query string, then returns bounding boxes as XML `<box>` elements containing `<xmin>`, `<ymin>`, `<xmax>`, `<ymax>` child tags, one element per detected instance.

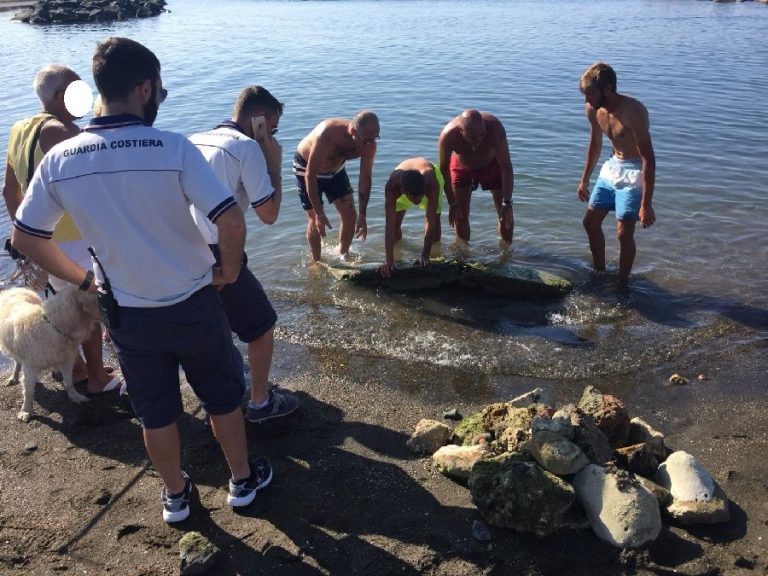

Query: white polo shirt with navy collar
<box><xmin>15</xmin><ymin>113</ymin><xmax>238</xmax><ymax>308</ymax></box>
<box><xmin>188</xmin><ymin>120</ymin><xmax>274</xmax><ymax>245</ymax></box>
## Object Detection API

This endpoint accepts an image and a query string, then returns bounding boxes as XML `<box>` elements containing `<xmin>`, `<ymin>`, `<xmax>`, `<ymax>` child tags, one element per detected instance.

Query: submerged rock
<box><xmin>469</xmin><ymin>454</ymin><xmax>576</xmax><ymax>536</ymax></box>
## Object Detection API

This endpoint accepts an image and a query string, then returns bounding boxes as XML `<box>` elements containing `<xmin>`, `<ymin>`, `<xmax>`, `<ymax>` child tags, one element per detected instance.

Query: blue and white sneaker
<box><xmin>245</xmin><ymin>389</ymin><xmax>299</xmax><ymax>423</ymax></box>
<box><xmin>227</xmin><ymin>457</ymin><xmax>273</xmax><ymax>508</ymax></box>
<box><xmin>161</xmin><ymin>472</ymin><xmax>192</xmax><ymax>523</ymax></box>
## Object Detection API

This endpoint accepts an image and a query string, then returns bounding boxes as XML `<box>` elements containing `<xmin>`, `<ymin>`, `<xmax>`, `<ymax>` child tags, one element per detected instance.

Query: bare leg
<box><xmin>617</xmin><ymin>219</ymin><xmax>637</xmax><ymax>285</ymax></box>
<box><xmin>454</xmin><ymin>186</ymin><xmax>472</xmax><ymax>242</ymax></box>
<box><xmin>334</xmin><ymin>195</ymin><xmax>357</xmax><ymax>256</ymax></box>
<box><xmin>491</xmin><ymin>188</ymin><xmax>513</xmax><ymax>244</ymax></box>
<box><xmin>583</xmin><ymin>207</ymin><xmax>609</xmax><ymax>272</ymax></box>
<box><xmin>305</xmin><ymin>211</ymin><xmax>322</xmax><ymax>262</ymax></box>
<box><xmin>209</xmin><ymin>407</ymin><xmax>251</xmax><ymax>482</ymax></box>
<box><xmin>71</xmin><ymin>354</ymin><xmax>87</xmax><ymax>383</ymax></box>
<box><xmin>143</xmin><ymin>421</ymin><xmax>185</xmax><ymax>494</ymax></box>
<box><xmin>82</xmin><ymin>322</ymin><xmax>116</xmax><ymax>393</ymax></box>
<box><xmin>247</xmin><ymin>326</ymin><xmax>274</xmax><ymax>405</ymax></box>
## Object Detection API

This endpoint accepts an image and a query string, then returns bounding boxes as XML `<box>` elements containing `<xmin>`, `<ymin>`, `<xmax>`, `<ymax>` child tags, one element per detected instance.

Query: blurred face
<box><xmin>460</xmin><ymin>120</ymin><xmax>486</xmax><ymax>149</ymax></box>
<box><xmin>353</xmin><ymin>122</ymin><xmax>380</xmax><ymax>149</ymax></box>
<box><xmin>141</xmin><ymin>76</ymin><xmax>166</xmax><ymax>126</ymax></box>
<box><xmin>583</xmin><ymin>86</ymin><xmax>606</xmax><ymax>110</ymax></box>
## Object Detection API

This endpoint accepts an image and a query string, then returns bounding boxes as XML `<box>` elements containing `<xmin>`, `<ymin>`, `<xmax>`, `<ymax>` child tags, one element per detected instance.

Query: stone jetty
<box><xmin>14</xmin><ymin>0</ymin><xmax>166</xmax><ymax>24</ymax></box>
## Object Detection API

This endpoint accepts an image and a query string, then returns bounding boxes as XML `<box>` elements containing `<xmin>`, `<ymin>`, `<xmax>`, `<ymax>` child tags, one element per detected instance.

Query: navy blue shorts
<box><xmin>109</xmin><ymin>286</ymin><xmax>245</xmax><ymax>429</ymax></box>
<box><xmin>293</xmin><ymin>152</ymin><xmax>353</xmax><ymax>211</ymax></box>
<box><xmin>210</xmin><ymin>245</ymin><xmax>277</xmax><ymax>342</ymax></box>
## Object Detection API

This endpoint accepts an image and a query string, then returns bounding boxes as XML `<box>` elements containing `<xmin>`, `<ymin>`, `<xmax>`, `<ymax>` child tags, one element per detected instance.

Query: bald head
<box><xmin>353</xmin><ymin>110</ymin><xmax>379</xmax><ymax>132</ymax></box>
<box><xmin>33</xmin><ymin>64</ymin><xmax>79</xmax><ymax>107</ymax></box>
<box><xmin>458</xmin><ymin>109</ymin><xmax>486</xmax><ymax>145</ymax></box>
<box><xmin>351</xmin><ymin>110</ymin><xmax>380</xmax><ymax>145</ymax></box>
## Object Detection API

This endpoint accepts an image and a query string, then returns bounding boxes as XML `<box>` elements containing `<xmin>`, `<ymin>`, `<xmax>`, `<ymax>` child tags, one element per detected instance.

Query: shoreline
<box><xmin>0</xmin><ymin>333</ymin><xmax>765</xmax><ymax>574</ymax></box>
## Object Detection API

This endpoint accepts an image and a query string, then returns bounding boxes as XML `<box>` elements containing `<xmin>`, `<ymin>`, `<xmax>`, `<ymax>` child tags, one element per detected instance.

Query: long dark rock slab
<box><xmin>16</xmin><ymin>0</ymin><xmax>166</xmax><ymax>24</ymax></box>
<box><xmin>322</xmin><ymin>259</ymin><xmax>572</xmax><ymax>299</ymax></box>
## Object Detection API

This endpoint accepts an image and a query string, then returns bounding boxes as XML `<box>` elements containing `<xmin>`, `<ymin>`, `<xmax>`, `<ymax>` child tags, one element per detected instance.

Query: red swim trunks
<box><xmin>449</xmin><ymin>154</ymin><xmax>502</xmax><ymax>191</ymax></box>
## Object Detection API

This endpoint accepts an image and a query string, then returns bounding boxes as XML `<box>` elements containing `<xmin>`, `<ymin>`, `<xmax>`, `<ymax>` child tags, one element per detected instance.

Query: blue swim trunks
<box><xmin>589</xmin><ymin>156</ymin><xmax>643</xmax><ymax>221</ymax></box>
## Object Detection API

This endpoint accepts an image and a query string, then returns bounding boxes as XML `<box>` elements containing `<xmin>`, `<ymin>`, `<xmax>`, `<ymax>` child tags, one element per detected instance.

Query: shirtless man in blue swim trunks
<box><xmin>378</xmin><ymin>157</ymin><xmax>443</xmax><ymax>278</ymax></box>
<box><xmin>577</xmin><ymin>62</ymin><xmax>656</xmax><ymax>288</ymax></box>
<box><xmin>294</xmin><ymin>111</ymin><xmax>379</xmax><ymax>262</ymax></box>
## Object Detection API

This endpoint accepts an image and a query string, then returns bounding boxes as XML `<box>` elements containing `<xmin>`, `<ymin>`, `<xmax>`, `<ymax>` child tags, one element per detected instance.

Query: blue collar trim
<box><xmin>84</xmin><ymin>114</ymin><xmax>146</xmax><ymax>131</ymax></box>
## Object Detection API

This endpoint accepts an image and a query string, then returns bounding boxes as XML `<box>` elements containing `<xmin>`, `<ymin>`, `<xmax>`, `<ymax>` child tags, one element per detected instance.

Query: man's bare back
<box><xmin>297</xmin><ymin>119</ymin><xmax>368</xmax><ymax>173</ymax></box>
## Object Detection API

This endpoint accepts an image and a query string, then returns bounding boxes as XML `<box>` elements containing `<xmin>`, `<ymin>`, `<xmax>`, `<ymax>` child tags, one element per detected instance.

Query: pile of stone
<box><xmin>15</xmin><ymin>0</ymin><xmax>166</xmax><ymax>24</ymax></box>
<box><xmin>407</xmin><ymin>386</ymin><xmax>730</xmax><ymax>548</ymax></box>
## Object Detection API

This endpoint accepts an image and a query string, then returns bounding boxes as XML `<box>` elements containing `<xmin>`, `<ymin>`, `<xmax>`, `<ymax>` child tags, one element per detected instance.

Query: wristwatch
<box><xmin>502</xmin><ymin>198</ymin><xmax>513</xmax><ymax>207</ymax></box>
<box><xmin>79</xmin><ymin>270</ymin><xmax>95</xmax><ymax>291</ymax></box>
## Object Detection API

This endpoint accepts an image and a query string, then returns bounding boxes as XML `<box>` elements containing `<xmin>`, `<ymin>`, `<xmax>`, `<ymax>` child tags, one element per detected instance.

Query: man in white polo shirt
<box><xmin>190</xmin><ymin>85</ymin><xmax>299</xmax><ymax>424</ymax></box>
<box><xmin>12</xmin><ymin>37</ymin><xmax>271</xmax><ymax>524</ymax></box>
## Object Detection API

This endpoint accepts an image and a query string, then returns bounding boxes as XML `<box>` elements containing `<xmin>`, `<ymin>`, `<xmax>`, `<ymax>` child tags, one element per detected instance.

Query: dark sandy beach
<box><xmin>0</xmin><ymin>333</ymin><xmax>765</xmax><ymax>575</ymax></box>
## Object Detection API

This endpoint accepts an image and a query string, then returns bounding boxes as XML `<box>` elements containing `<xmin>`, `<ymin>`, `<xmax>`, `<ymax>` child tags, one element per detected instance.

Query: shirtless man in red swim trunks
<box><xmin>438</xmin><ymin>109</ymin><xmax>514</xmax><ymax>244</ymax></box>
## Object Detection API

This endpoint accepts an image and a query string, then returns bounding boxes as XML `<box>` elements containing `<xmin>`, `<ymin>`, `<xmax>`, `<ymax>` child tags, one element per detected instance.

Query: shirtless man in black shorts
<box><xmin>294</xmin><ymin>111</ymin><xmax>379</xmax><ymax>262</ymax></box>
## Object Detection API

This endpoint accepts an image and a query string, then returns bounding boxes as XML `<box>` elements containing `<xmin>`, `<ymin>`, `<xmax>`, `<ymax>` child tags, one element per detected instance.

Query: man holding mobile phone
<box><xmin>189</xmin><ymin>86</ymin><xmax>299</xmax><ymax>423</ymax></box>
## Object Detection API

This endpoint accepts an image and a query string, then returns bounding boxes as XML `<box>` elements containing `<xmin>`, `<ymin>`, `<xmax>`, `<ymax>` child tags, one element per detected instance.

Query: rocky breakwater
<box><xmin>407</xmin><ymin>386</ymin><xmax>732</xmax><ymax>548</ymax></box>
<box><xmin>15</xmin><ymin>0</ymin><xmax>166</xmax><ymax>24</ymax></box>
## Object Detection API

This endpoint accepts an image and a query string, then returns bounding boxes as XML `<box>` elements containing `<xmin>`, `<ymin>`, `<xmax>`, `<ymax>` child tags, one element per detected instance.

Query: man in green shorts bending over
<box><xmin>378</xmin><ymin>157</ymin><xmax>443</xmax><ymax>278</ymax></box>
<box><xmin>577</xmin><ymin>62</ymin><xmax>656</xmax><ymax>288</ymax></box>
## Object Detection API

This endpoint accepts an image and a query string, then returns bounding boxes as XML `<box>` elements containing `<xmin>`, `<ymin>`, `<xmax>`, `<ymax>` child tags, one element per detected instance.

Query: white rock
<box><xmin>629</xmin><ymin>418</ymin><xmax>666</xmax><ymax>461</ymax></box>
<box><xmin>655</xmin><ymin>451</ymin><xmax>715</xmax><ymax>502</ymax></box>
<box><xmin>406</xmin><ymin>419</ymin><xmax>452</xmax><ymax>455</ymax></box>
<box><xmin>573</xmin><ymin>465</ymin><xmax>662</xmax><ymax>548</ymax></box>
<box><xmin>433</xmin><ymin>444</ymin><xmax>491</xmax><ymax>481</ymax></box>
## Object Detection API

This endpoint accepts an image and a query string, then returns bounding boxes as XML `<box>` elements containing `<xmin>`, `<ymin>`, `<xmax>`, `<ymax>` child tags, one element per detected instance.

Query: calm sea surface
<box><xmin>0</xmin><ymin>0</ymin><xmax>766</xmax><ymax>383</ymax></box>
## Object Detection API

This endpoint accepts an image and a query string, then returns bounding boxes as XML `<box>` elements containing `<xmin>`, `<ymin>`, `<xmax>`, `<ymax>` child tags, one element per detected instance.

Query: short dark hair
<box><xmin>93</xmin><ymin>37</ymin><xmax>161</xmax><ymax>103</ymax></box>
<box><xmin>401</xmin><ymin>170</ymin><xmax>424</xmax><ymax>197</ymax></box>
<box><xmin>234</xmin><ymin>86</ymin><xmax>284</xmax><ymax>118</ymax></box>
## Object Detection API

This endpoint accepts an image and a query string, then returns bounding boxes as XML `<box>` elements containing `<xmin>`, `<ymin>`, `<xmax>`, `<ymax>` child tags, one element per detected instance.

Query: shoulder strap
<box><xmin>26</xmin><ymin>114</ymin><xmax>55</xmax><ymax>185</ymax></box>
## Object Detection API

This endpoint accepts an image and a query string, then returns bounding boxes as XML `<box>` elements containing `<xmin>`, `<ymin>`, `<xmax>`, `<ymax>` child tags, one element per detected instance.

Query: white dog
<box><xmin>0</xmin><ymin>286</ymin><xmax>100</xmax><ymax>421</ymax></box>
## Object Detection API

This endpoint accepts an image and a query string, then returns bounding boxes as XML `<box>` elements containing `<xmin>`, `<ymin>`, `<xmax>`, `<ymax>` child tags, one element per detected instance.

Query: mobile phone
<box><xmin>251</xmin><ymin>116</ymin><xmax>266</xmax><ymax>140</ymax></box>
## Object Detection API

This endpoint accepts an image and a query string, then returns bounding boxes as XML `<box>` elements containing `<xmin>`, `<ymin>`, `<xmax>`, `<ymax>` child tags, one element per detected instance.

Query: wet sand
<box><xmin>0</xmin><ymin>335</ymin><xmax>766</xmax><ymax>575</ymax></box>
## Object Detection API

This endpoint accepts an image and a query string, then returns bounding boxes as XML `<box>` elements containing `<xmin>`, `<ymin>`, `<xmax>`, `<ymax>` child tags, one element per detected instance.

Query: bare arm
<box><xmin>578</xmin><ymin>104</ymin><xmax>603</xmax><ymax>201</ymax></box>
<box><xmin>420</xmin><ymin>181</ymin><xmax>439</xmax><ymax>264</ymax></box>
<box><xmin>438</xmin><ymin>129</ymin><xmax>462</xmax><ymax>227</ymax></box>
<box><xmin>632</xmin><ymin>106</ymin><xmax>656</xmax><ymax>228</ymax></box>
<box><xmin>10</xmin><ymin>229</ymin><xmax>93</xmax><ymax>290</ymax></box>
<box><xmin>305</xmin><ymin>138</ymin><xmax>332</xmax><ymax>236</ymax></box>
<box><xmin>437</xmin><ymin>131</ymin><xmax>455</xmax><ymax>206</ymax></box>
<box><xmin>253</xmin><ymin>135</ymin><xmax>283</xmax><ymax>225</ymax></box>
<box><xmin>2</xmin><ymin>162</ymin><xmax>23</xmax><ymax>221</ymax></box>
<box><xmin>380</xmin><ymin>173</ymin><xmax>399</xmax><ymax>276</ymax></box>
<box><xmin>495</xmin><ymin>123</ymin><xmax>514</xmax><ymax>202</ymax></box>
<box><xmin>355</xmin><ymin>142</ymin><xmax>376</xmax><ymax>241</ymax></box>
<box><xmin>212</xmin><ymin>204</ymin><xmax>246</xmax><ymax>285</ymax></box>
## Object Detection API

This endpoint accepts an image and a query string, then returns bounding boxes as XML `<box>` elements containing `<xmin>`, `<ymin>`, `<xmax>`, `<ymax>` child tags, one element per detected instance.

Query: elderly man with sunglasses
<box><xmin>293</xmin><ymin>111</ymin><xmax>379</xmax><ymax>262</ymax></box>
<box><xmin>438</xmin><ymin>109</ymin><xmax>515</xmax><ymax>245</ymax></box>
<box><xmin>189</xmin><ymin>85</ymin><xmax>299</xmax><ymax>424</ymax></box>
